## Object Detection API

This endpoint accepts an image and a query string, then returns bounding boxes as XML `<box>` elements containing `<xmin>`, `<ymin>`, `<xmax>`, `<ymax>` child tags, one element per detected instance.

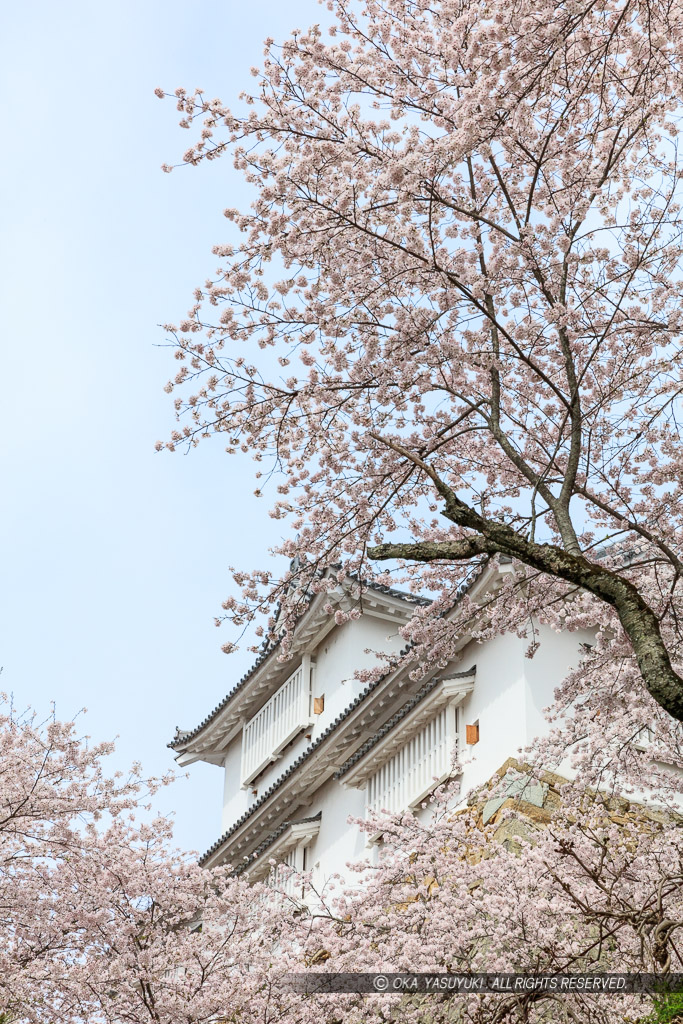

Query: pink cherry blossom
<box><xmin>156</xmin><ymin>0</ymin><xmax>683</xmax><ymax>731</ymax></box>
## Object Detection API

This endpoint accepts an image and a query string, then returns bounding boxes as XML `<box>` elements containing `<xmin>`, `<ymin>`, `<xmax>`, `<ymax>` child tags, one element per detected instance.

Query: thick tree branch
<box><xmin>367</xmin><ymin>436</ymin><xmax>683</xmax><ymax>723</ymax></box>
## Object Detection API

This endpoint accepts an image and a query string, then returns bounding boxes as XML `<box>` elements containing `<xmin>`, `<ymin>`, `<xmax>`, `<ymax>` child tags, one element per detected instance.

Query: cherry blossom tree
<box><xmin>290</xmin><ymin>767</ymin><xmax>683</xmax><ymax>1024</ymax></box>
<box><xmin>1</xmin><ymin>694</ymin><xmax>680</xmax><ymax>1024</ymax></box>
<box><xmin>156</xmin><ymin>0</ymin><xmax>683</xmax><ymax>723</ymax></box>
<box><xmin>0</xmin><ymin>698</ymin><xmax>298</xmax><ymax>1024</ymax></box>
<box><xmin>283</xmin><ymin>659</ymin><xmax>683</xmax><ymax>1024</ymax></box>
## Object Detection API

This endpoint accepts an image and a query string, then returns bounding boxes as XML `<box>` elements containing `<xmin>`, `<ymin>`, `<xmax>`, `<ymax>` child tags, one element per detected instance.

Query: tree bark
<box><xmin>368</xmin><ymin>526</ymin><xmax>683</xmax><ymax>723</ymax></box>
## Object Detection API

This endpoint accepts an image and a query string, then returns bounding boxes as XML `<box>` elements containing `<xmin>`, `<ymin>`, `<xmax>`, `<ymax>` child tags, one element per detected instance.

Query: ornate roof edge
<box><xmin>198</xmin><ymin>637</ymin><xmax>418</xmax><ymax>866</ymax></box>
<box><xmin>169</xmin><ymin>576</ymin><xmax>431</xmax><ymax>752</ymax></box>
<box><xmin>333</xmin><ymin>667</ymin><xmax>476</xmax><ymax>782</ymax></box>
<box><xmin>194</xmin><ymin>558</ymin><xmax>502</xmax><ymax>866</ymax></box>
<box><xmin>233</xmin><ymin>812</ymin><xmax>323</xmax><ymax>877</ymax></box>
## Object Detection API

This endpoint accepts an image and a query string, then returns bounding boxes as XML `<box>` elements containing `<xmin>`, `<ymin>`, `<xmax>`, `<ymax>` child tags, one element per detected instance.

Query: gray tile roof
<box><xmin>234</xmin><ymin>812</ymin><xmax>322</xmax><ymax>875</ymax></box>
<box><xmin>198</xmin><ymin>638</ymin><xmax>416</xmax><ymax>865</ymax></box>
<box><xmin>333</xmin><ymin>666</ymin><xmax>476</xmax><ymax>781</ymax></box>
<box><xmin>195</xmin><ymin>563</ymin><xmax>488</xmax><ymax>866</ymax></box>
<box><xmin>170</xmin><ymin>578</ymin><xmax>431</xmax><ymax>750</ymax></box>
<box><xmin>170</xmin><ymin>637</ymin><xmax>281</xmax><ymax>748</ymax></box>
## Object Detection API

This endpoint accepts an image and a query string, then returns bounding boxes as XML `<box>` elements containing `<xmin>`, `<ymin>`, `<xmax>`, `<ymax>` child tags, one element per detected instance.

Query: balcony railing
<box><xmin>268</xmin><ymin>848</ymin><xmax>298</xmax><ymax>893</ymax></box>
<box><xmin>241</xmin><ymin>657</ymin><xmax>311</xmax><ymax>786</ymax></box>
<box><xmin>366</xmin><ymin>705</ymin><xmax>457</xmax><ymax>820</ymax></box>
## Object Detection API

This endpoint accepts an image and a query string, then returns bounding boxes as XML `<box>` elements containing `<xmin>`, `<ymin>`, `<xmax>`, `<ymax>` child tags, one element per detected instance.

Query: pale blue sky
<box><xmin>0</xmin><ymin>0</ymin><xmax>328</xmax><ymax>856</ymax></box>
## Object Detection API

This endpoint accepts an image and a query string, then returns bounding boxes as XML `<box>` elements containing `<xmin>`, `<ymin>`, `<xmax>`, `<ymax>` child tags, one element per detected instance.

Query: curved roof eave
<box><xmin>169</xmin><ymin>578</ymin><xmax>431</xmax><ymax>754</ymax></box>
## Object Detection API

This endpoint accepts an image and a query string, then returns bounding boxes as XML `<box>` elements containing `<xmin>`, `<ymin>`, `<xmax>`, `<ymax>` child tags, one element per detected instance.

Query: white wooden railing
<box><xmin>268</xmin><ymin>848</ymin><xmax>298</xmax><ymax>893</ymax></box>
<box><xmin>241</xmin><ymin>657</ymin><xmax>311</xmax><ymax>786</ymax></box>
<box><xmin>366</xmin><ymin>705</ymin><xmax>457</xmax><ymax>819</ymax></box>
